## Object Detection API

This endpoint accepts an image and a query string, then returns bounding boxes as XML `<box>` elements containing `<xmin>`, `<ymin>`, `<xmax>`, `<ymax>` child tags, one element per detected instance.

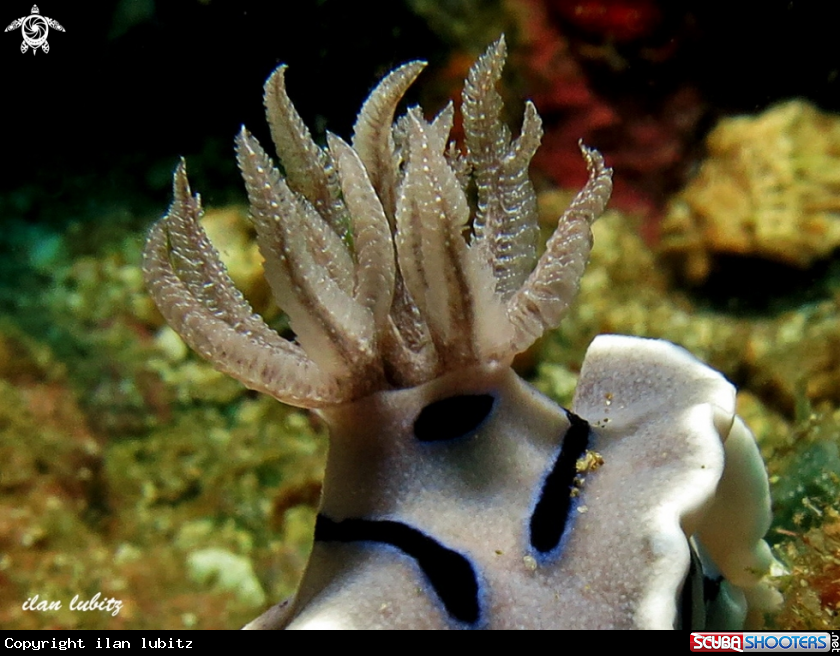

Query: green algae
<box><xmin>770</xmin><ymin>416</ymin><xmax>840</xmax><ymax>538</ymax></box>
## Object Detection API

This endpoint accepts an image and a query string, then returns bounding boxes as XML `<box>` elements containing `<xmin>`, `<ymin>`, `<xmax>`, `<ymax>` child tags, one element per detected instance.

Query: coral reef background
<box><xmin>2</xmin><ymin>0</ymin><xmax>840</xmax><ymax>629</ymax></box>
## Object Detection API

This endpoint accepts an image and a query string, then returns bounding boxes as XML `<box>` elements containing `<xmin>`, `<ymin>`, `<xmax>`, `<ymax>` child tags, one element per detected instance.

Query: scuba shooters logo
<box><xmin>4</xmin><ymin>5</ymin><xmax>65</xmax><ymax>54</ymax></box>
<box><xmin>692</xmin><ymin>634</ymin><xmax>745</xmax><ymax>652</ymax></box>
<box><xmin>691</xmin><ymin>632</ymin><xmax>834</xmax><ymax>652</ymax></box>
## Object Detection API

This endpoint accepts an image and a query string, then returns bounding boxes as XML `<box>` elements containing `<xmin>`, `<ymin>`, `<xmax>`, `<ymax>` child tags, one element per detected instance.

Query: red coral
<box><xmin>549</xmin><ymin>0</ymin><xmax>662</xmax><ymax>43</ymax></box>
<box><xmin>513</xmin><ymin>0</ymin><xmax>705</xmax><ymax>241</ymax></box>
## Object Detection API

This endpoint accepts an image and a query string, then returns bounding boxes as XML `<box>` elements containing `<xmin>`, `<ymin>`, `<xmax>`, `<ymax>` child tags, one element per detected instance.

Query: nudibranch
<box><xmin>142</xmin><ymin>37</ymin><xmax>778</xmax><ymax>629</ymax></box>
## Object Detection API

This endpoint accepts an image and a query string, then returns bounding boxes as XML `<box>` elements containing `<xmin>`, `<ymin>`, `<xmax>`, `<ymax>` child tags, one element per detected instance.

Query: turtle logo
<box><xmin>5</xmin><ymin>5</ymin><xmax>65</xmax><ymax>55</ymax></box>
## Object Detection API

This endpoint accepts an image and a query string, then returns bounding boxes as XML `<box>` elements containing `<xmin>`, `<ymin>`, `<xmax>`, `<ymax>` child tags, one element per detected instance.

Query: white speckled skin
<box><xmin>273</xmin><ymin>337</ymin><xmax>777</xmax><ymax>629</ymax></box>
<box><xmin>294</xmin><ymin>364</ymin><xmax>568</xmax><ymax>629</ymax></box>
<box><xmin>571</xmin><ymin>336</ymin><xmax>778</xmax><ymax>629</ymax></box>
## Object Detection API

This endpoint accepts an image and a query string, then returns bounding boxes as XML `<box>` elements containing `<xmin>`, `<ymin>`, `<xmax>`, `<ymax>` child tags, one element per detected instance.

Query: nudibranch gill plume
<box><xmin>142</xmin><ymin>37</ymin><xmax>779</xmax><ymax>629</ymax></box>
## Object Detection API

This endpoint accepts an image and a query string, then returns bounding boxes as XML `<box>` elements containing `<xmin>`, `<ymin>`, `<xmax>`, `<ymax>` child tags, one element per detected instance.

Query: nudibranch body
<box><xmin>142</xmin><ymin>37</ymin><xmax>778</xmax><ymax>629</ymax></box>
